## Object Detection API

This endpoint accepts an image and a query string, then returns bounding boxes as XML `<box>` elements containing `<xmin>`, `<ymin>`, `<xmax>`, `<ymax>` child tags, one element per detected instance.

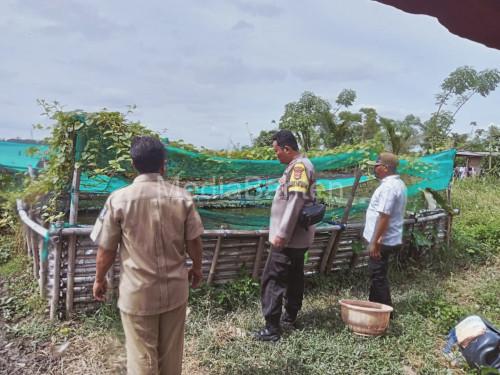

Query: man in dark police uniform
<box><xmin>255</xmin><ymin>130</ymin><xmax>316</xmax><ymax>342</ymax></box>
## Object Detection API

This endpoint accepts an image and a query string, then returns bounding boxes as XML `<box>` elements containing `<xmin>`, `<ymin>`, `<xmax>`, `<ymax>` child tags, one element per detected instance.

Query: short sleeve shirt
<box><xmin>269</xmin><ymin>156</ymin><xmax>316</xmax><ymax>248</ymax></box>
<box><xmin>90</xmin><ymin>173</ymin><xmax>204</xmax><ymax>316</ymax></box>
<box><xmin>363</xmin><ymin>175</ymin><xmax>407</xmax><ymax>246</ymax></box>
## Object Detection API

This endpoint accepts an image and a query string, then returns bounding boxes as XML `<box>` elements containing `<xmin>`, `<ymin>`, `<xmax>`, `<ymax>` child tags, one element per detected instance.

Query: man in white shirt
<box><xmin>363</xmin><ymin>152</ymin><xmax>407</xmax><ymax>311</ymax></box>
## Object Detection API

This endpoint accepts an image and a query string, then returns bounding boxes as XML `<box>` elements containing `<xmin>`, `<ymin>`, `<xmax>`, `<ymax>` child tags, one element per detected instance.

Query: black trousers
<box><xmin>260</xmin><ymin>246</ymin><xmax>307</xmax><ymax>328</ymax></box>
<box><xmin>368</xmin><ymin>244</ymin><xmax>401</xmax><ymax>307</ymax></box>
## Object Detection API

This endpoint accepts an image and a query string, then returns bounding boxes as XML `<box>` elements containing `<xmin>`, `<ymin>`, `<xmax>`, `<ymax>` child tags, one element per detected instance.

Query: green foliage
<box><xmin>279</xmin><ymin>91</ymin><xmax>331</xmax><ymax>151</ymax></box>
<box><xmin>252</xmin><ymin>129</ymin><xmax>277</xmax><ymax>148</ymax></box>
<box><xmin>416</xmin><ymin>295</ymin><xmax>470</xmax><ymax>333</ymax></box>
<box><xmin>453</xmin><ymin>178</ymin><xmax>500</xmax><ymax>254</ymax></box>
<box><xmin>0</xmin><ymin>173</ymin><xmax>24</xmax><ymax>234</ymax></box>
<box><xmin>380</xmin><ymin>115</ymin><xmax>420</xmax><ymax>155</ymax></box>
<box><xmin>24</xmin><ymin>101</ymin><xmax>155</xmax><ymax>223</ymax></box>
<box><xmin>421</xmin><ymin>66</ymin><xmax>500</xmax><ymax>153</ymax></box>
<box><xmin>334</xmin><ymin>88</ymin><xmax>356</xmax><ymax>109</ymax></box>
<box><xmin>0</xmin><ymin>256</ymin><xmax>46</xmax><ymax>321</ymax></box>
<box><xmin>190</xmin><ymin>270</ymin><xmax>260</xmax><ymax>312</ymax></box>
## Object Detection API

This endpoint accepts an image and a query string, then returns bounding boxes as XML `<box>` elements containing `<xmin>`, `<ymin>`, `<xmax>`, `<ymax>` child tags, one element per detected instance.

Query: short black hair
<box><xmin>272</xmin><ymin>130</ymin><xmax>299</xmax><ymax>151</ymax></box>
<box><xmin>130</xmin><ymin>136</ymin><xmax>166</xmax><ymax>173</ymax></box>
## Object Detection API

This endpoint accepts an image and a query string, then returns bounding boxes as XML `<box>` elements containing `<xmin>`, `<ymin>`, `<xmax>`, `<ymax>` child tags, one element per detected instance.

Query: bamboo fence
<box><xmin>17</xmin><ymin>199</ymin><xmax>454</xmax><ymax>320</ymax></box>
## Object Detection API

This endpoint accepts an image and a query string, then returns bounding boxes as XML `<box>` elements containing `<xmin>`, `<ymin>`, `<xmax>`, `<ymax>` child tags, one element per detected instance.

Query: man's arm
<box><xmin>368</xmin><ymin>213</ymin><xmax>390</xmax><ymax>259</ymax></box>
<box><xmin>273</xmin><ymin>162</ymin><xmax>310</xmax><ymax>248</ymax></box>
<box><xmin>273</xmin><ymin>192</ymin><xmax>305</xmax><ymax>248</ymax></box>
<box><xmin>93</xmin><ymin>246</ymin><xmax>118</xmax><ymax>301</ymax></box>
<box><xmin>186</xmin><ymin>236</ymin><xmax>203</xmax><ymax>288</ymax></box>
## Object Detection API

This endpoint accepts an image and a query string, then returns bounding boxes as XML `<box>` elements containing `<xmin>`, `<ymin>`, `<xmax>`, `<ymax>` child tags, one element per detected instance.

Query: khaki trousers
<box><xmin>120</xmin><ymin>303</ymin><xmax>187</xmax><ymax>375</ymax></box>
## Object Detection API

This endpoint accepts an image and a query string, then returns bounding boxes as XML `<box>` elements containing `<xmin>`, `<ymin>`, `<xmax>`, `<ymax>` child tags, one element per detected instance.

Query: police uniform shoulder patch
<box><xmin>288</xmin><ymin>162</ymin><xmax>309</xmax><ymax>193</ymax></box>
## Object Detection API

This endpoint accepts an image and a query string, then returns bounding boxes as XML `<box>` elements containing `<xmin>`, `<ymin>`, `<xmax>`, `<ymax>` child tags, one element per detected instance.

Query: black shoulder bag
<box><xmin>295</xmin><ymin>165</ymin><xmax>326</xmax><ymax>229</ymax></box>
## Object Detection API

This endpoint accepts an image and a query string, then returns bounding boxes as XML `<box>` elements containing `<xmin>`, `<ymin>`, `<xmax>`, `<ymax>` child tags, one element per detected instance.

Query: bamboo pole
<box><xmin>66</xmin><ymin>166</ymin><xmax>81</xmax><ymax>318</ymax></box>
<box><xmin>252</xmin><ymin>235</ymin><xmax>266</xmax><ymax>280</ymax></box>
<box><xmin>324</xmin><ymin>168</ymin><xmax>362</xmax><ymax>273</ymax></box>
<box><xmin>50</xmin><ymin>239</ymin><xmax>62</xmax><ymax>320</ymax></box>
<box><xmin>32</xmin><ymin>232</ymin><xmax>40</xmax><ymax>282</ymax></box>
<box><xmin>26</xmin><ymin>210</ymin><xmax>34</xmax><ymax>257</ymax></box>
<box><xmin>207</xmin><ymin>235</ymin><xmax>222</xmax><ymax>285</ymax></box>
<box><xmin>16</xmin><ymin>199</ymin><xmax>50</xmax><ymax>238</ymax></box>
<box><xmin>39</xmin><ymin>236</ymin><xmax>48</xmax><ymax>299</ymax></box>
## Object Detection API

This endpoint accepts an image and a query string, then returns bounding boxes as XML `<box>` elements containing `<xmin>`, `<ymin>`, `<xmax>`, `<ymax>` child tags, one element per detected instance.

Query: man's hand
<box><xmin>188</xmin><ymin>267</ymin><xmax>203</xmax><ymax>288</ymax></box>
<box><xmin>271</xmin><ymin>236</ymin><xmax>286</xmax><ymax>249</ymax></box>
<box><xmin>368</xmin><ymin>241</ymin><xmax>381</xmax><ymax>260</ymax></box>
<box><xmin>93</xmin><ymin>278</ymin><xmax>107</xmax><ymax>301</ymax></box>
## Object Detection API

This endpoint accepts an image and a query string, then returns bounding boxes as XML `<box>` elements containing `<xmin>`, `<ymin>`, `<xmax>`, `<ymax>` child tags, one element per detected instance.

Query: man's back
<box><xmin>91</xmin><ymin>173</ymin><xmax>204</xmax><ymax>315</ymax></box>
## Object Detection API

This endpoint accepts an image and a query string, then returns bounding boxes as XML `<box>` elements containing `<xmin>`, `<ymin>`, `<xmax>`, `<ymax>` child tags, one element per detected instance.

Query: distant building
<box><xmin>455</xmin><ymin>150</ymin><xmax>500</xmax><ymax>177</ymax></box>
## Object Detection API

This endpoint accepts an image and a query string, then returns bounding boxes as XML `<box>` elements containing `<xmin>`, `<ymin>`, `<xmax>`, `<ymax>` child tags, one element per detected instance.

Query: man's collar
<box><xmin>288</xmin><ymin>153</ymin><xmax>303</xmax><ymax>164</ymax></box>
<box><xmin>133</xmin><ymin>173</ymin><xmax>164</xmax><ymax>183</ymax></box>
<box><xmin>381</xmin><ymin>174</ymin><xmax>400</xmax><ymax>182</ymax></box>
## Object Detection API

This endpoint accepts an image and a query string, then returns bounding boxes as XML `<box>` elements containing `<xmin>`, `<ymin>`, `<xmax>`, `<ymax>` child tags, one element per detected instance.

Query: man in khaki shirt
<box><xmin>255</xmin><ymin>130</ymin><xmax>315</xmax><ymax>342</ymax></box>
<box><xmin>91</xmin><ymin>136</ymin><xmax>204</xmax><ymax>375</ymax></box>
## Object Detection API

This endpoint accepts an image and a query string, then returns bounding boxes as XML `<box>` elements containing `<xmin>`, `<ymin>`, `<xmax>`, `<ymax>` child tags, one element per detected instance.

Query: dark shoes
<box><xmin>255</xmin><ymin>312</ymin><xmax>298</xmax><ymax>342</ymax></box>
<box><xmin>254</xmin><ymin>327</ymin><xmax>281</xmax><ymax>342</ymax></box>
<box><xmin>281</xmin><ymin>312</ymin><xmax>297</xmax><ymax>327</ymax></box>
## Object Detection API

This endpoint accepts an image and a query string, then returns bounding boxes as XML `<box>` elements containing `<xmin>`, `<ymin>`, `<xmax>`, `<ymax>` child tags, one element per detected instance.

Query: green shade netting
<box><xmin>2</xmin><ymin>140</ymin><xmax>455</xmax><ymax>229</ymax></box>
<box><xmin>79</xmin><ymin>173</ymin><xmax>129</xmax><ymax>194</ymax></box>
<box><xmin>198</xmin><ymin>203</ymin><xmax>370</xmax><ymax>230</ymax></box>
<box><xmin>190</xmin><ymin>176</ymin><xmax>375</xmax><ymax>200</ymax></box>
<box><xmin>0</xmin><ymin>141</ymin><xmax>48</xmax><ymax>172</ymax></box>
<box><xmin>165</xmin><ymin>145</ymin><xmax>374</xmax><ymax>179</ymax></box>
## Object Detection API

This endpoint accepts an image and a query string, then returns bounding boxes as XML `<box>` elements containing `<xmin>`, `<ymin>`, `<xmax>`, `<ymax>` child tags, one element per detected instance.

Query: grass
<box><xmin>0</xmin><ymin>178</ymin><xmax>499</xmax><ymax>374</ymax></box>
<box><xmin>183</xmin><ymin>178</ymin><xmax>500</xmax><ymax>374</ymax></box>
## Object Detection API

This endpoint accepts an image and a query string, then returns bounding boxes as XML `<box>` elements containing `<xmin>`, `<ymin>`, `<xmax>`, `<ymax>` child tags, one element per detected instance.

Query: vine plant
<box><xmin>25</xmin><ymin>100</ymin><xmax>156</xmax><ymax>224</ymax></box>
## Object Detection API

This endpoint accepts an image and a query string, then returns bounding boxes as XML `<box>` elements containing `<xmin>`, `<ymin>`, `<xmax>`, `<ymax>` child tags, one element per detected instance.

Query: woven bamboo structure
<box><xmin>17</xmin><ymin>199</ymin><xmax>453</xmax><ymax>320</ymax></box>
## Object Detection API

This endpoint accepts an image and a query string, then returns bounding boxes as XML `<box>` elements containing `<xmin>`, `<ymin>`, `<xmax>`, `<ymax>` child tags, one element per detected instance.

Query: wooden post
<box><xmin>39</xmin><ymin>236</ymin><xmax>48</xmax><ymax>299</ymax></box>
<box><xmin>66</xmin><ymin>166</ymin><xmax>81</xmax><ymax>318</ymax></box>
<box><xmin>324</xmin><ymin>169</ymin><xmax>362</xmax><ymax>273</ymax></box>
<box><xmin>207</xmin><ymin>236</ymin><xmax>222</xmax><ymax>285</ymax></box>
<box><xmin>319</xmin><ymin>229</ymin><xmax>339</xmax><ymax>273</ymax></box>
<box><xmin>252</xmin><ymin>235</ymin><xmax>266</xmax><ymax>280</ymax></box>
<box><xmin>50</xmin><ymin>239</ymin><xmax>63</xmax><ymax>320</ymax></box>
<box><xmin>445</xmin><ymin>186</ymin><xmax>453</xmax><ymax>249</ymax></box>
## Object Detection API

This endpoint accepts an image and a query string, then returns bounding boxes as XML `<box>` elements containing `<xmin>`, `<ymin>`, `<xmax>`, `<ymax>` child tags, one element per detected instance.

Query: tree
<box><xmin>421</xmin><ymin>66</ymin><xmax>500</xmax><ymax>152</ymax></box>
<box><xmin>317</xmin><ymin>89</ymin><xmax>359</xmax><ymax>148</ymax></box>
<box><xmin>319</xmin><ymin>110</ymin><xmax>362</xmax><ymax>148</ymax></box>
<box><xmin>421</xmin><ymin>111</ymin><xmax>454</xmax><ymax>151</ymax></box>
<box><xmin>252</xmin><ymin>129</ymin><xmax>276</xmax><ymax>148</ymax></box>
<box><xmin>380</xmin><ymin>115</ymin><xmax>420</xmax><ymax>154</ymax></box>
<box><xmin>279</xmin><ymin>91</ymin><xmax>330</xmax><ymax>151</ymax></box>
<box><xmin>334</xmin><ymin>89</ymin><xmax>357</xmax><ymax>112</ymax></box>
<box><xmin>359</xmin><ymin>107</ymin><xmax>379</xmax><ymax>141</ymax></box>
<box><xmin>449</xmin><ymin>132</ymin><xmax>469</xmax><ymax>149</ymax></box>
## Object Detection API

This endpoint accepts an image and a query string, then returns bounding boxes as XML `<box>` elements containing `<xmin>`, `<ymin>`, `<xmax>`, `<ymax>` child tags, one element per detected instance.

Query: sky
<box><xmin>1</xmin><ymin>0</ymin><xmax>499</xmax><ymax>149</ymax></box>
